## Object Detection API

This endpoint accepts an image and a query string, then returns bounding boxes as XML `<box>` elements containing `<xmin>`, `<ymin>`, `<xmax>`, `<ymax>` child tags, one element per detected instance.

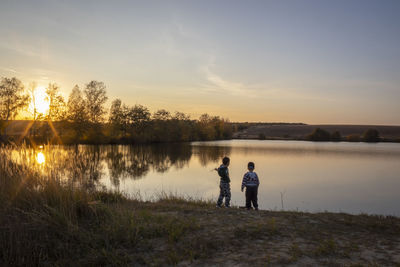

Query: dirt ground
<box><xmin>134</xmin><ymin>201</ymin><xmax>400</xmax><ymax>266</ymax></box>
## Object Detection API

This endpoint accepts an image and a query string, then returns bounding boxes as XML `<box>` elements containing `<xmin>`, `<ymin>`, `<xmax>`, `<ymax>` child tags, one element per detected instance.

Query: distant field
<box><xmin>233</xmin><ymin>124</ymin><xmax>400</xmax><ymax>141</ymax></box>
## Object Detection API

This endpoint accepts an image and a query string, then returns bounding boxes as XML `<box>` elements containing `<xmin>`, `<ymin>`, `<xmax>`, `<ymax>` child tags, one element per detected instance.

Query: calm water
<box><xmin>24</xmin><ymin>140</ymin><xmax>400</xmax><ymax>216</ymax></box>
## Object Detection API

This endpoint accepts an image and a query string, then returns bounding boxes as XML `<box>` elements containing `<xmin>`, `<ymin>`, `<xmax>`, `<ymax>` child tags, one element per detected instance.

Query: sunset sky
<box><xmin>1</xmin><ymin>0</ymin><xmax>399</xmax><ymax>124</ymax></box>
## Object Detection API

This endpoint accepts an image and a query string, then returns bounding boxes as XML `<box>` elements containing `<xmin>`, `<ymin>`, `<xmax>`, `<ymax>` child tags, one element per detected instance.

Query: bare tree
<box><xmin>109</xmin><ymin>99</ymin><xmax>123</xmax><ymax>136</ymax></box>
<box><xmin>0</xmin><ymin>77</ymin><xmax>29</xmax><ymax>122</ymax></box>
<box><xmin>27</xmin><ymin>82</ymin><xmax>40</xmax><ymax>122</ymax></box>
<box><xmin>46</xmin><ymin>83</ymin><xmax>66</xmax><ymax>121</ymax></box>
<box><xmin>84</xmin><ymin>81</ymin><xmax>108</xmax><ymax>124</ymax></box>
<box><xmin>152</xmin><ymin>109</ymin><xmax>171</xmax><ymax>121</ymax></box>
<box><xmin>67</xmin><ymin>85</ymin><xmax>88</xmax><ymax>139</ymax></box>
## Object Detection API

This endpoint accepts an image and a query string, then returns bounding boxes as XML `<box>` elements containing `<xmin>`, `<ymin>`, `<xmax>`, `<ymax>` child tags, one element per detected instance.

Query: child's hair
<box><xmin>222</xmin><ymin>157</ymin><xmax>230</xmax><ymax>165</ymax></box>
<box><xmin>248</xmin><ymin>162</ymin><xmax>255</xmax><ymax>169</ymax></box>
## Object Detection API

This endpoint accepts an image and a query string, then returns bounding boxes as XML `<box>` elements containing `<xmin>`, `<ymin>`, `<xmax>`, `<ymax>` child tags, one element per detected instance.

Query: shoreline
<box><xmin>2</xmin><ymin>194</ymin><xmax>399</xmax><ymax>266</ymax></box>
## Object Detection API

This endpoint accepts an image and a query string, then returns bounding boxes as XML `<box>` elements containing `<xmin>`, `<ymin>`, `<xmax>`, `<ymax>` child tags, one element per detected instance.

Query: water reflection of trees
<box><xmin>193</xmin><ymin>145</ymin><xmax>232</xmax><ymax>166</ymax></box>
<box><xmin>65</xmin><ymin>145</ymin><xmax>105</xmax><ymax>191</ymax></box>
<box><xmin>103</xmin><ymin>144</ymin><xmax>193</xmax><ymax>186</ymax></box>
<box><xmin>17</xmin><ymin>143</ymin><xmax>233</xmax><ymax>189</ymax></box>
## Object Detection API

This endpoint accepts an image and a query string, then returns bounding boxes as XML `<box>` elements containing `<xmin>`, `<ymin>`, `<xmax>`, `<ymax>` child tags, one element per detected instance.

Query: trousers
<box><xmin>245</xmin><ymin>186</ymin><xmax>258</xmax><ymax>209</ymax></box>
<box><xmin>217</xmin><ymin>182</ymin><xmax>231</xmax><ymax>207</ymax></box>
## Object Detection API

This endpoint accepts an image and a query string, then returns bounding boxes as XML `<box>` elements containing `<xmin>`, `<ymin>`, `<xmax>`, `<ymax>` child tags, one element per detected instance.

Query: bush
<box><xmin>330</xmin><ymin>131</ymin><xmax>341</xmax><ymax>141</ymax></box>
<box><xmin>363</xmin><ymin>129</ymin><xmax>380</xmax><ymax>142</ymax></box>
<box><xmin>306</xmin><ymin>128</ymin><xmax>330</xmax><ymax>141</ymax></box>
<box><xmin>346</xmin><ymin>134</ymin><xmax>360</xmax><ymax>142</ymax></box>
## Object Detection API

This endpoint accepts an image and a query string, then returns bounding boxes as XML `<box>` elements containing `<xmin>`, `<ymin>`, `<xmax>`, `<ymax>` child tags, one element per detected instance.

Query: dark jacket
<box><xmin>217</xmin><ymin>164</ymin><xmax>230</xmax><ymax>183</ymax></box>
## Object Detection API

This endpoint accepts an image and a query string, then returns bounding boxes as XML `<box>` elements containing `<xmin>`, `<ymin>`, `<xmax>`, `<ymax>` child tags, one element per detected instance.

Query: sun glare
<box><xmin>29</xmin><ymin>86</ymin><xmax>50</xmax><ymax>115</ymax></box>
<box><xmin>36</xmin><ymin>152</ymin><xmax>45</xmax><ymax>164</ymax></box>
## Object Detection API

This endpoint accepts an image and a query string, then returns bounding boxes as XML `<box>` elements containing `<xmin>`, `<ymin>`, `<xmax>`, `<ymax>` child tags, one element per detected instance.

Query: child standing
<box><xmin>216</xmin><ymin>157</ymin><xmax>231</xmax><ymax>208</ymax></box>
<box><xmin>241</xmin><ymin>162</ymin><xmax>260</xmax><ymax>210</ymax></box>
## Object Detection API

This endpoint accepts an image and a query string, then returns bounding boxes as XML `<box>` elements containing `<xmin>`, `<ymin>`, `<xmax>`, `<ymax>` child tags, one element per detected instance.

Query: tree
<box><xmin>27</xmin><ymin>82</ymin><xmax>41</xmax><ymax>123</ymax></box>
<box><xmin>129</xmin><ymin>105</ymin><xmax>151</xmax><ymax>128</ymax></box>
<box><xmin>330</xmin><ymin>131</ymin><xmax>342</xmax><ymax>141</ymax></box>
<box><xmin>46</xmin><ymin>83</ymin><xmax>66</xmax><ymax>121</ymax></box>
<box><xmin>198</xmin><ymin>114</ymin><xmax>216</xmax><ymax>140</ymax></box>
<box><xmin>0</xmin><ymin>77</ymin><xmax>29</xmax><ymax>130</ymax></box>
<box><xmin>363</xmin><ymin>129</ymin><xmax>380</xmax><ymax>142</ymax></box>
<box><xmin>109</xmin><ymin>99</ymin><xmax>123</xmax><ymax>137</ymax></box>
<box><xmin>67</xmin><ymin>85</ymin><xmax>88</xmax><ymax>139</ymax></box>
<box><xmin>83</xmin><ymin>81</ymin><xmax>108</xmax><ymax>124</ymax></box>
<box><xmin>152</xmin><ymin>109</ymin><xmax>171</xmax><ymax>121</ymax></box>
<box><xmin>306</xmin><ymin>128</ymin><xmax>330</xmax><ymax>141</ymax></box>
<box><xmin>171</xmin><ymin>111</ymin><xmax>193</xmax><ymax>142</ymax></box>
<box><xmin>151</xmin><ymin>109</ymin><xmax>172</xmax><ymax>142</ymax></box>
<box><xmin>346</xmin><ymin>134</ymin><xmax>360</xmax><ymax>142</ymax></box>
<box><xmin>258</xmin><ymin>133</ymin><xmax>266</xmax><ymax>140</ymax></box>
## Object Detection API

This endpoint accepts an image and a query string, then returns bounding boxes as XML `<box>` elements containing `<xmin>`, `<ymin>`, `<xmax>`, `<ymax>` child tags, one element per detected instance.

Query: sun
<box><xmin>29</xmin><ymin>86</ymin><xmax>50</xmax><ymax>116</ymax></box>
<box><xmin>36</xmin><ymin>151</ymin><xmax>46</xmax><ymax>164</ymax></box>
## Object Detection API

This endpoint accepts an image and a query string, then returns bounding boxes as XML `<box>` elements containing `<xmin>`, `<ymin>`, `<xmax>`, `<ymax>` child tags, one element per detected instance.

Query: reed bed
<box><xmin>0</xmin><ymin>144</ymin><xmax>210</xmax><ymax>266</ymax></box>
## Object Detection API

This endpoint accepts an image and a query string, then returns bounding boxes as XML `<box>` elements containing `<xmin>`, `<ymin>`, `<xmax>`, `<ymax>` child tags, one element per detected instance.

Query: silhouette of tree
<box><xmin>84</xmin><ymin>81</ymin><xmax>108</xmax><ymax>124</ymax></box>
<box><xmin>0</xmin><ymin>77</ymin><xmax>29</xmax><ymax>121</ymax></box>
<box><xmin>0</xmin><ymin>77</ymin><xmax>29</xmax><ymax>136</ymax></box>
<box><xmin>171</xmin><ymin>111</ymin><xmax>193</xmax><ymax>142</ymax></box>
<box><xmin>67</xmin><ymin>85</ymin><xmax>88</xmax><ymax>140</ymax></box>
<box><xmin>128</xmin><ymin>104</ymin><xmax>150</xmax><ymax>137</ymax></box>
<box><xmin>363</xmin><ymin>129</ymin><xmax>380</xmax><ymax>142</ymax></box>
<box><xmin>46</xmin><ymin>83</ymin><xmax>66</xmax><ymax>121</ymax></box>
<box><xmin>330</xmin><ymin>131</ymin><xmax>342</xmax><ymax>141</ymax></box>
<box><xmin>152</xmin><ymin>109</ymin><xmax>172</xmax><ymax>142</ymax></box>
<box><xmin>152</xmin><ymin>109</ymin><xmax>171</xmax><ymax>121</ymax></box>
<box><xmin>307</xmin><ymin>128</ymin><xmax>331</xmax><ymax>141</ymax></box>
<box><xmin>346</xmin><ymin>134</ymin><xmax>360</xmax><ymax>142</ymax></box>
<box><xmin>109</xmin><ymin>99</ymin><xmax>124</xmax><ymax>137</ymax></box>
<box><xmin>27</xmin><ymin>82</ymin><xmax>44</xmax><ymax>137</ymax></box>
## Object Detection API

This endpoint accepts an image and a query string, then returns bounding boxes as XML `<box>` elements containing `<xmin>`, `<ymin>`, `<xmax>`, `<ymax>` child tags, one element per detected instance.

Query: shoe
<box><xmin>255</xmin><ymin>207</ymin><xmax>259</xmax><ymax>211</ymax></box>
<box><xmin>225</xmin><ymin>206</ymin><xmax>231</xmax><ymax>208</ymax></box>
<box><xmin>216</xmin><ymin>204</ymin><xmax>222</xmax><ymax>208</ymax></box>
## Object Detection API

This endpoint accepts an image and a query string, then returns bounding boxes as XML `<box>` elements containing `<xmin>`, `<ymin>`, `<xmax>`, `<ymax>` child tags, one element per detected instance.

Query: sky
<box><xmin>1</xmin><ymin>0</ymin><xmax>400</xmax><ymax>124</ymax></box>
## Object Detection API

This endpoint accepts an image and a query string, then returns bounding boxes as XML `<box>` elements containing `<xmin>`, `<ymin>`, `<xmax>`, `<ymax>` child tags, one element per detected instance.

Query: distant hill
<box><xmin>233</xmin><ymin>123</ymin><xmax>400</xmax><ymax>142</ymax></box>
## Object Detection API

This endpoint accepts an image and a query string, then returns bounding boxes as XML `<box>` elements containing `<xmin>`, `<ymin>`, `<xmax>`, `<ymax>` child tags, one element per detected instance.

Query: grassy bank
<box><xmin>1</xmin><ymin>146</ymin><xmax>400</xmax><ymax>266</ymax></box>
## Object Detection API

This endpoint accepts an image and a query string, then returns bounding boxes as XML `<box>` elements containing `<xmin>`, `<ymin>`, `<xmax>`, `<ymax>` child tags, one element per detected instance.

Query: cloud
<box><xmin>204</xmin><ymin>68</ymin><xmax>251</xmax><ymax>96</ymax></box>
<box><xmin>201</xmin><ymin>61</ymin><xmax>335</xmax><ymax>103</ymax></box>
<box><xmin>0</xmin><ymin>67</ymin><xmax>19</xmax><ymax>74</ymax></box>
<box><xmin>0</xmin><ymin>41</ymin><xmax>42</xmax><ymax>58</ymax></box>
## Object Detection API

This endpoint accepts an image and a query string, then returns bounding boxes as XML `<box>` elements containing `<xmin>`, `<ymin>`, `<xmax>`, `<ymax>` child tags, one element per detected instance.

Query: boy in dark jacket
<box><xmin>241</xmin><ymin>162</ymin><xmax>260</xmax><ymax>210</ymax></box>
<box><xmin>216</xmin><ymin>157</ymin><xmax>231</xmax><ymax>208</ymax></box>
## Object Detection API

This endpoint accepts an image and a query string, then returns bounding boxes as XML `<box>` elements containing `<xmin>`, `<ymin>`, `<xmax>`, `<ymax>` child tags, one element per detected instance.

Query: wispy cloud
<box><xmin>201</xmin><ymin>60</ymin><xmax>334</xmax><ymax>103</ymax></box>
<box><xmin>204</xmin><ymin>68</ymin><xmax>252</xmax><ymax>96</ymax></box>
<box><xmin>0</xmin><ymin>67</ymin><xmax>19</xmax><ymax>74</ymax></box>
<box><xmin>0</xmin><ymin>41</ymin><xmax>42</xmax><ymax>58</ymax></box>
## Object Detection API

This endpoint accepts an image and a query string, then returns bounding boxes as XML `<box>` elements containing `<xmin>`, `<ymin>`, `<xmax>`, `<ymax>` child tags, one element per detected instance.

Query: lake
<box><xmin>23</xmin><ymin>140</ymin><xmax>400</xmax><ymax>216</ymax></box>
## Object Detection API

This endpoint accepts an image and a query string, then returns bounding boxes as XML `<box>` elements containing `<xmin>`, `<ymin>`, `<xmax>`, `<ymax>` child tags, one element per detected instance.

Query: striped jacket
<box><xmin>241</xmin><ymin>171</ymin><xmax>260</xmax><ymax>190</ymax></box>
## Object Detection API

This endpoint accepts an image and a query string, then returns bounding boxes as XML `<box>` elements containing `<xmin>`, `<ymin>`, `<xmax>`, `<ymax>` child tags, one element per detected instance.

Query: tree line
<box><xmin>0</xmin><ymin>77</ymin><xmax>232</xmax><ymax>144</ymax></box>
<box><xmin>306</xmin><ymin>127</ymin><xmax>381</xmax><ymax>142</ymax></box>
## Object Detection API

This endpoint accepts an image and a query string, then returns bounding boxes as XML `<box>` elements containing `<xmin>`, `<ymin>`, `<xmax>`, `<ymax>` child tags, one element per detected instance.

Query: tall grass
<box><xmin>0</xmin><ymin>144</ymin><xmax>207</xmax><ymax>266</ymax></box>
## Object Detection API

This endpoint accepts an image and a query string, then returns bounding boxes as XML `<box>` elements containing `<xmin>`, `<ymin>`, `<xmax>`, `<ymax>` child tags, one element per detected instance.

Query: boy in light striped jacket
<box><xmin>241</xmin><ymin>162</ymin><xmax>260</xmax><ymax>210</ymax></box>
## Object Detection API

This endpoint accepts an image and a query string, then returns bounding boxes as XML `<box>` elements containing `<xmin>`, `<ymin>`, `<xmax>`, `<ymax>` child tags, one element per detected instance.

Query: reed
<box><xmin>0</xmin><ymin>144</ymin><xmax>213</xmax><ymax>265</ymax></box>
